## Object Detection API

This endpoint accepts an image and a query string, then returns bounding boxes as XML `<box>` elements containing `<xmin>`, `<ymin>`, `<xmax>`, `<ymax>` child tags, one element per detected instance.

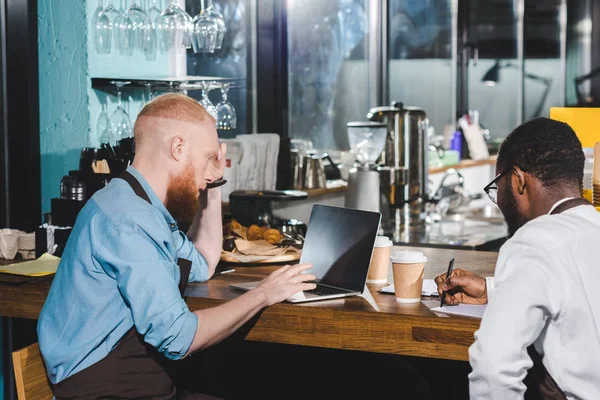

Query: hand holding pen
<box><xmin>434</xmin><ymin>263</ymin><xmax>488</xmax><ymax>306</ymax></box>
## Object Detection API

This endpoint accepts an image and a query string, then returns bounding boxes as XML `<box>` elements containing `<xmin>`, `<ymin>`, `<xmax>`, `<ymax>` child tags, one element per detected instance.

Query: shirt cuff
<box><xmin>164</xmin><ymin>304</ymin><xmax>198</xmax><ymax>360</ymax></box>
<box><xmin>485</xmin><ymin>276</ymin><xmax>495</xmax><ymax>300</ymax></box>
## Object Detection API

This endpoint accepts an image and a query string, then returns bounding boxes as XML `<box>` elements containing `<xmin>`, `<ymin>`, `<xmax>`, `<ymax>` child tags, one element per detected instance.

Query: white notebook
<box><xmin>429</xmin><ymin>304</ymin><xmax>487</xmax><ymax>319</ymax></box>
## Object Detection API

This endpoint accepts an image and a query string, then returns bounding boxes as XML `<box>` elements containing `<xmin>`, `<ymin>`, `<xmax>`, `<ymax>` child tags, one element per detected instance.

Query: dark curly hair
<box><xmin>497</xmin><ymin>117</ymin><xmax>584</xmax><ymax>189</ymax></box>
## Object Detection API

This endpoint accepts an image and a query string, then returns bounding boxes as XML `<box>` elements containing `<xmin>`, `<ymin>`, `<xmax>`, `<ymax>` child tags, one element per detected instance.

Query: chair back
<box><xmin>12</xmin><ymin>342</ymin><xmax>53</xmax><ymax>400</ymax></box>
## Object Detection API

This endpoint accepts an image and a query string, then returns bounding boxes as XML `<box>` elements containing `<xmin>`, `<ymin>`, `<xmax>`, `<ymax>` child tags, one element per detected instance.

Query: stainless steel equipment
<box><xmin>367</xmin><ymin>102</ymin><xmax>430</xmax><ymax>224</ymax></box>
<box><xmin>302</xmin><ymin>152</ymin><xmax>327</xmax><ymax>190</ymax></box>
<box><xmin>344</xmin><ymin>122</ymin><xmax>388</xmax><ymax>213</ymax></box>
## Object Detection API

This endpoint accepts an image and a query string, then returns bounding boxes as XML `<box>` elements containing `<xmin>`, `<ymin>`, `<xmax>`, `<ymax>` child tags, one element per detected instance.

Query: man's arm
<box><xmin>186</xmin><ymin>187</ymin><xmax>222</xmax><ymax>278</ymax></box>
<box><xmin>468</xmin><ymin>248</ymin><xmax>562</xmax><ymax>399</ymax></box>
<box><xmin>186</xmin><ymin>142</ymin><xmax>227</xmax><ymax>277</ymax></box>
<box><xmin>103</xmin><ymin>214</ymin><xmax>316</xmax><ymax>360</ymax></box>
<box><xmin>186</xmin><ymin>263</ymin><xmax>317</xmax><ymax>354</ymax></box>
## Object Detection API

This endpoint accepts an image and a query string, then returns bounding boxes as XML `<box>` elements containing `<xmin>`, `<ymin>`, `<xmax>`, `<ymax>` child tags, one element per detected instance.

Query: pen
<box><xmin>440</xmin><ymin>258</ymin><xmax>455</xmax><ymax>308</ymax></box>
<box><xmin>215</xmin><ymin>268</ymin><xmax>235</xmax><ymax>275</ymax></box>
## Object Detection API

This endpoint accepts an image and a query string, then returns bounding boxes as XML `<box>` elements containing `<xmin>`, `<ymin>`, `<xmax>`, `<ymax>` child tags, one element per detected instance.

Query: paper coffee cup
<box><xmin>390</xmin><ymin>251</ymin><xmax>427</xmax><ymax>303</ymax></box>
<box><xmin>367</xmin><ymin>236</ymin><xmax>393</xmax><ymax>283</ymax></box>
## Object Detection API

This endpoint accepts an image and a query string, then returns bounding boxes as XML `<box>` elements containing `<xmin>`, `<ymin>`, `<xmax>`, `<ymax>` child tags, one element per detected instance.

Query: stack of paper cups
<box><xmin>593</xmin><ymin>142</ymin><xmax>600</xmax><ymax>207</ymax></box>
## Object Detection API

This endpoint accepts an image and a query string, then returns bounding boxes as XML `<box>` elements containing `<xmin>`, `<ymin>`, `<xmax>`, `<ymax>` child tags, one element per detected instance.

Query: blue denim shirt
<box><xmin>37</xmin><ymin>166</ymin><xmax>208</xmax><ymax>384</ymax></box>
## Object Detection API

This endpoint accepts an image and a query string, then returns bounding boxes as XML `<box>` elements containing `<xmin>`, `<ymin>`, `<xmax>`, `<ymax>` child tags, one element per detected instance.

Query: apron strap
<box><xmin>119</xmin><ymin>170</ymin><xmax>152</xmax><ymax>205</ymax></box>
<box><xmin>549</xmin><ymin>197</ymin><xmax>592</xmax><ymax>215</ymax></box>
<box><xmin>177</xmin><ymin>258</ymin><xmax>192</xmax><ymax>297</ymax></box>
<box><xmin>118</xmin><ymin>169</ymin><xmax>191</xmax><ymax>296</ymax></box>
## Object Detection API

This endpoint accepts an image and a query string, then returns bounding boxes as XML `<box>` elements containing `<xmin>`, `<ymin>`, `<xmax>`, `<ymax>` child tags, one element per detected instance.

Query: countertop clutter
<box><xmin>0</xmin><ymin>229</ymin><xmax>36</xmax><ymax>260</ymax></box>
<box><xmin>0</xmin><ymin>246</ymin><xmax>496</xmax><ymax>361</ymax></box>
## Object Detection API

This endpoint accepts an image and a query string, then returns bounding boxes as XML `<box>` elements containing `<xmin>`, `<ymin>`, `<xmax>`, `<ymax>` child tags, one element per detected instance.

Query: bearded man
<box><xmin>38</xmin><ymin>93</ymin><xmax>315</xmax><ymax>399</ymax></box>
<box><xmin>434</xmin><ymin>117</ymin><xmax>600</xmax><ymax>400</ymax></box>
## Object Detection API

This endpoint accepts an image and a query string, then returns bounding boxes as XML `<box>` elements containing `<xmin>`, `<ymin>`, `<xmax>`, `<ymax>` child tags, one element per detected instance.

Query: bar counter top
<box><xmin>0</xmin><ymin>246</ymin><xmax>497</xmax><ymax>362</ymax></box>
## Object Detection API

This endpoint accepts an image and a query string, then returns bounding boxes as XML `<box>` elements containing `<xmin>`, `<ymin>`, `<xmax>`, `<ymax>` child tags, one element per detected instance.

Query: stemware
<box><xmin>199</xmin><ymin>82</ymin><xmax>218</xmax><ymax>120</ymax></box>
<box><xmin>157</xmin><ymin>1</ymin><xmax>193</xmax><ymax>51</ymax></box>
<box><xmin>109</xmin><ymin>82</ymin><xmax>133</xmax><ymax>143</ymax></box>
<box><xmin>95</xmin><ymin>1</ymin><xmax>121</xmax><ymax>54</ymax></box>
<box><xmin>97</xmin><ymin>103</ymin><xmax>111</xmax><ymax>145</ymax></box>
<box><xmin>92</xmin><ymin>0</ymin><xmax>111</xmax><ymax>55</ymax></box>
<box><xmin>145</xmin><ymin>0</ymin><xmax>162</xmax><ymax>58</ymax></box>
<box><xmin>119</xmin><ymin>0</ymin><xmax>152</xmax><ymax>57</ymax></box>
<box><xmin>114</xmin><ymin>0</ymin><xmax>126</xmax><ymax>54</ymax></box>
<box><xmin>204</xmin><ymin>0</ymin><xmax>226</xmax><ymax>50</ymax></box>
<box><xmin>216</xmin><ymin>84</ymin><xmax>236</xmax><ymax>130</ymax></box>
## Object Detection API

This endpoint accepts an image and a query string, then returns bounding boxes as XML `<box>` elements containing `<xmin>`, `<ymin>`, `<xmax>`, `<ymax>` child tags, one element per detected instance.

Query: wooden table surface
<box><xmin>0</xmin><ymin>246</ymin><xmax>497</xmax><ymax>362</ymax></box>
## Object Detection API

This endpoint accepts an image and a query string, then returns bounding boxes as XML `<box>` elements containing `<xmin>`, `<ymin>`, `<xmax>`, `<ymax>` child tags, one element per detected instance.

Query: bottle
<box><xmin>592</xmin><ymin>141</ymin><xmax>600</xmax><ymax>208</ymax></box>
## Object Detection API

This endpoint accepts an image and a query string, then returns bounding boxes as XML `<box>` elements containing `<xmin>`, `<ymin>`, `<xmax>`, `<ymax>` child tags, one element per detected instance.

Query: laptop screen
<box><xmin>299</xmin><ymin>205</ymin><xmax>382</xmax><ymax>293</ymax></box>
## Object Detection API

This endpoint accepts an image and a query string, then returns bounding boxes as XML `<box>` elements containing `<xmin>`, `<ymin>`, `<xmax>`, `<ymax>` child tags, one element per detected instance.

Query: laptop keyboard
<box><xmin>304</xmin><ymin>284</ymin><xmax>347</xmax><ymax>296</ymax></box>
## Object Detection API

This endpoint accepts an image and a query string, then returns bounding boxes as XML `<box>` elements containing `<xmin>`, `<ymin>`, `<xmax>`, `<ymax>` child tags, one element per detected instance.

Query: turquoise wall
<box><xmin>38</xmin><ymin>0</ymin><xmax>90</xmax><ymax>214</ymax></box>
<box><xmin>38</xmin><ymin>0</ymin><xmax>173</xmax><ymax>214</ymax></box>
<box><xmin>86</xmin><ymin>1</ymin><xmax>171</xmax><ymax>150</ymax></box>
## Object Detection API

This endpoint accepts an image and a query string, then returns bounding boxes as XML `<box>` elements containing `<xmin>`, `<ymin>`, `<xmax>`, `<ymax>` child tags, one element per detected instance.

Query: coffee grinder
<box><xmin>344</xmin><ymin>122</ymin><xmax>388</xmax><ymax>212</ymax></box>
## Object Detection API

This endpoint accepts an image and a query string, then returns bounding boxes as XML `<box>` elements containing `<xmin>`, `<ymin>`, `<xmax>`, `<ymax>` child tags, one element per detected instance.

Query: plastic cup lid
<box><xmin>390</xmin><ymin>251</ymin><xmax>427</xmax><ymax>264</ymax></box>
<box><xmin>374</xmin><ymin>236</ymin><xmax>393</xmax><ymax>248</ymax></box>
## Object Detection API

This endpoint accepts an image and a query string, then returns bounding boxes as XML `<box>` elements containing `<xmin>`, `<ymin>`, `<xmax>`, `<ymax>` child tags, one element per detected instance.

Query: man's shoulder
<box><xmin>91</xmin><ymin>178</ymin><xmax>159</xmax><ymax>223</ymax></box>
<box><xmin>506</xmin><ymin>205</ymin><xmax>600</xmax><ymax>251</ymax></box>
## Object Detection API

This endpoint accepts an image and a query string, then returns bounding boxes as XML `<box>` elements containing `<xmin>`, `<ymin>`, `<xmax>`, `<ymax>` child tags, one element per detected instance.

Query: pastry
<box><xmin>247</xmin><ymin>225</ymin><xmax>263</xmax><ymax>241</ymax></box>
<box><xmin>224</xmin><ymin>219</ymin><xmax>242</xmax><ymax>236</ymax></box>
<box><xmin>263</xmin><ymin>228</ymin><xmax>282</xmax><ymax>245</ymax></box>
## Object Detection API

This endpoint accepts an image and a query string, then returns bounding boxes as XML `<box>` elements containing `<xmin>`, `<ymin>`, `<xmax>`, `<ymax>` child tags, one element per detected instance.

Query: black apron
<box><xmin>524</xmin><ymin>197</ymin><xmax>592</xmax><ymax>400</ymax></box>
<box><xmin>51</xmin><ymin>171</ymin><xmax>205</xmax><ymax>400</ymax></box>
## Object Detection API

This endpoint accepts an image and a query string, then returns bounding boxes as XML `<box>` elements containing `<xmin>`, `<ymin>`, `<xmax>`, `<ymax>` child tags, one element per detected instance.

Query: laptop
<box><xmin>229</xmin><ymin>204</ymin><xmax>382</xmax><ymax>303</ymax></box>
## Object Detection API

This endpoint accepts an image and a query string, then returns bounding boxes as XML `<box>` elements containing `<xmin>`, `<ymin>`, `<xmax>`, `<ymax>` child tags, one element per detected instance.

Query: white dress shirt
<box><xmin>469</xmin><ymin>201</ymin><xmax>600</xmax><ymax>400</ymax></box>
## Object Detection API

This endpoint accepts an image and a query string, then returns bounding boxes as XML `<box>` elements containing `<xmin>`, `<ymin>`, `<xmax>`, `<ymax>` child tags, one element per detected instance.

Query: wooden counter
<box><xmin>0</xmin><ymin>246</ymin><xmax>497</xmax><ymax>362</ymax></box>
<box><xmin>429</xmin><ymin>155</ymin><xmax>497</xmax><ymax>175</ymax></box>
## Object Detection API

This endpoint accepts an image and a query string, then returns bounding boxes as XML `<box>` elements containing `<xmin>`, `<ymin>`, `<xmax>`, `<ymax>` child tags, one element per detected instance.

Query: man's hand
<box><xmin>207</xmin><ymin>142</ymin><xmax>227</xmax><ymax>183</ymax></box>
<box><xmin>254</xmin><ymin>263</ymin><xmax>317</xmax><ymax>306</ymax></box>
<box><xmin>434</xmin><ymin>268</ymin><xmax>488</xmax><ymax>305</ymax></box>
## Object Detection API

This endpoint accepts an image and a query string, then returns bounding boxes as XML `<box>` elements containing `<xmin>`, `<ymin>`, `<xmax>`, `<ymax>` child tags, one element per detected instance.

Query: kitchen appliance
<box><xmin>344</xmin><ymin>122</ymin><xmax>388</xmax><ymax>212</ymax></box>
<box><xmin>367</xmin><ymin>102</ymin><xmax>430</xmax><ymax>224</ymax></box>
<box><xmin>228</xmin><ymin>189</ymin><xmax>309</xmax><ymax>233</ymax></box>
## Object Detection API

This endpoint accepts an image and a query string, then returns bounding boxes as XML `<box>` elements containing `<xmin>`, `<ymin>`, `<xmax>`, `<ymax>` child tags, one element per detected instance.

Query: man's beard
<box><xmin>165</xmin><ymin>164</ymin><xmax>200</xmax><ymax>223</ymax></box>
<box><xmin>501</xmin><ymin>180</ymin><xmax>528</xmax><ymax>238</ymax></box>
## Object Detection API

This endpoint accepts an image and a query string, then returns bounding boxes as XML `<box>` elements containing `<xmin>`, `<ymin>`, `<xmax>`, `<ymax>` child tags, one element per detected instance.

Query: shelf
<box><xmin>428</xmin><ymin>155</ymin><xmax>497</xmax><ymax>174</ymax></box>
<box><xmin>91</xmin><ymin>76</ymin><xmax>246</xmax><ymax>95</ymax></box>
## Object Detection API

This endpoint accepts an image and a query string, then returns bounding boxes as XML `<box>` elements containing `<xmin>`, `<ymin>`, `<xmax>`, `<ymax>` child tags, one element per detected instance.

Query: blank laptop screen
<box><xmin>299</xmin><ymin>205</ymin><xmax>381</xmax><ymax>293</ymax></box>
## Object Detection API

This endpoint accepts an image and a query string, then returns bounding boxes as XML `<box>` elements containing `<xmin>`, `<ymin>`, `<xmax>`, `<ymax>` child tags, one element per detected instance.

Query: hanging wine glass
<box><xmin>114</xmin><ymin>0</ymin><xmax>126</xmax><ymax>54</ymax></box>
<box><xmin>204</xmin><ymin>0</ymin><xmax>226</xmax><ymax>50</ymax></box>
<box><xmin>92</xmin><ymin>0</ymin><xmax>111</xmax><ymax>55</ymax></box>
<box><xmin>191</xmin><ymin>0</ymin><xmax>217</xmax><ymax>53</ymax></box>
<box><xmin>95</xmin><ymin>0</ymin><xmax>121</xmax><ymax>54</ymax></box>
<box><xmin>216</xmin><ymin>83</ymin><xmax>236</xmax><ymax>130</ymax></box>
<box><xmin>157</xmin><ymin>0</ymin><xmax>193</xmax><ymax>51</ymax></box>
<box><xmin>199</xmin><ymin>82</ymin><xmax>218</xmax><ymax>120</ymax></box>
<box><xmin>145</xmin><ymin>0</ymin><xmax>162</xmax><ymax>59</ymax></box>
<box><xmin>119</xmin><ymin>0</ymin><xmax>152</xmax><ymax>57</ymax></box>
<box><xmin>109</xmin><ymin>81</ymin><xmax>133</xmax><ymax>143</ymax></box>
<box><xmin>97</xmin><ymin>103</ymin><xmax>111</xmax><ymax>145</ymax></box>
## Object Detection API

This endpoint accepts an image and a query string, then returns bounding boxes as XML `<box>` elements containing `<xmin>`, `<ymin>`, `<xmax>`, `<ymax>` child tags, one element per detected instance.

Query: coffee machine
<box><xmin>367</xmin><ymin>102</ymin><xmax>430</xmax><ymax>225</ymax></box>
<box><xmin>344</xmin><ymin>122</ymin><xmax>388</xmax><ymax>212</ymax></box>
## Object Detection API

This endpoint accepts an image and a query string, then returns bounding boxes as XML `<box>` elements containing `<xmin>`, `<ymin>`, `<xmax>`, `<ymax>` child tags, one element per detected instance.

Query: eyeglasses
<box><xmin>483</xmin><ymin>169</ymin><xmax>511</xmax><ymax>203</ymax></box>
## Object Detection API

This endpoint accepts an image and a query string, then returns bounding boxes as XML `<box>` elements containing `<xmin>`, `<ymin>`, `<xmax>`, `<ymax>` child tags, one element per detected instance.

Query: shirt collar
<box><xmin>125</xmin><ymin>166</ymin><xmax>178</xmax><ymax>231</ymax></box>
<box><xmin>547</xmin><ymin>197</ymin><xmax>576</xmax><ymax>215</ymax></box>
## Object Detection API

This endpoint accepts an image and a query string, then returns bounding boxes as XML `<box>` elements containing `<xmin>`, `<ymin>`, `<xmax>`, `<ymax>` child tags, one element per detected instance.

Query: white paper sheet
<box><xmin>379</xmin><ymin>279</ymin><xmax>439</xmax><ymax>297</ymax></box>
<box><xmin>429</xmin><ymin>304</ymin><xmax>487</xmax><ymax>319</ymax></box>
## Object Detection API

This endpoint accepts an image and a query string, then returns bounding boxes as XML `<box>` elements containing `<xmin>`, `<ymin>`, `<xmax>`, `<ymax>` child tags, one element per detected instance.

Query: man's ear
<box><xmin>513</xmin><ymin>166</ymin><xmax>527</xmax><ymax>195</ymax></box>
<box><xmin>170</xmin><ymin>136</ymin><xmax>185</xmax><ymax>161</ymax></box>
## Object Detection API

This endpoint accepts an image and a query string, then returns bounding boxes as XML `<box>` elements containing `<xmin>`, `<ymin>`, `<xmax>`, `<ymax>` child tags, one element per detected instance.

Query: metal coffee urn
<box><xmin>367</xmin><ymin>102</ymin><xmax>430</xmax><ymax>225</ymax></box>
